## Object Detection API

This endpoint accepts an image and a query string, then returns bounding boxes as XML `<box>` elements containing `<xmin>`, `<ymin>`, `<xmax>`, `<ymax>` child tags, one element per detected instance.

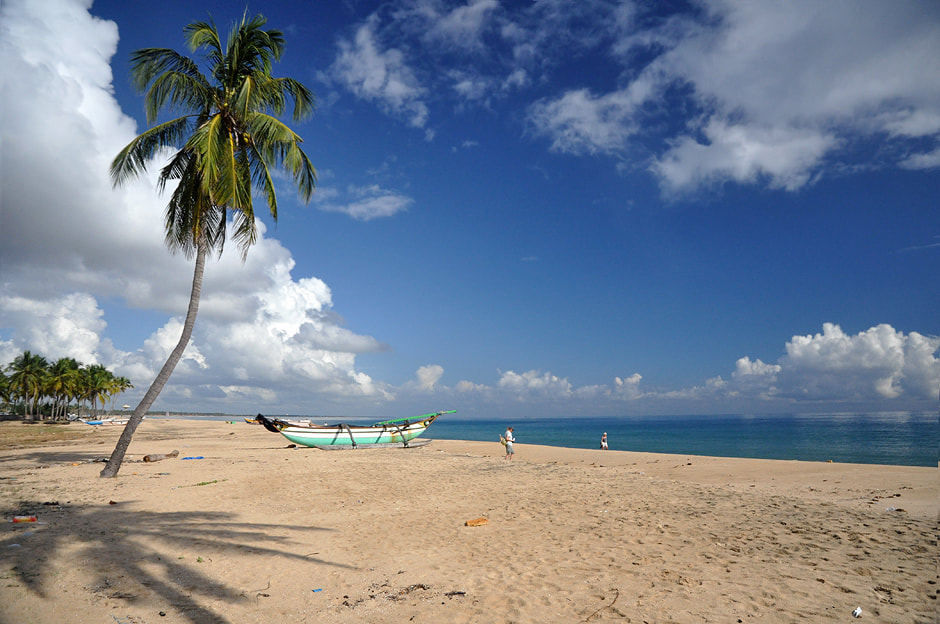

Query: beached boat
<box><xmin>255</xmin><ymin>410</ymin><xmax>454</xmax><ymax>448</ymax></box>
<box><xmin>82</xmin><ymin>417</ymin><xmax>130</xmax><ymax>426</ymax></box>
<box><xmin>244</xmin><ymin>415</ymin><xmax>313</xmax><ymax>426</ymax></box>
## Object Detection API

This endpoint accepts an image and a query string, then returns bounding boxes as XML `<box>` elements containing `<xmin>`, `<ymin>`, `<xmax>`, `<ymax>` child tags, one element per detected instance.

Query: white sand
<box><xmin>1</xmin><ymin>419</ymin><xmax>935</xmax><ymax>623</ymax></box>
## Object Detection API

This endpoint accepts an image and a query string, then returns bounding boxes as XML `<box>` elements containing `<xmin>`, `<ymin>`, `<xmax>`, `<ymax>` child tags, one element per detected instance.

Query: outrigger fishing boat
<box><xmin>244</xmin><ymin>415</ymin><xmax>312</xmax><ymax>426</ymax></box>
<box><xmin>253</xmin><ymin>410</ymin><xmax>454</xmax><ymax>449</ymax></box>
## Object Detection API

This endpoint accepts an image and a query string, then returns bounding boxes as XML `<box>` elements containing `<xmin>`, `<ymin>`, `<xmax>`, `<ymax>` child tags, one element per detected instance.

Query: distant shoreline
<box><xmin>13</xmin><ymin>410</ymin><xmax>935</xmax><ymax>467</ymax></box>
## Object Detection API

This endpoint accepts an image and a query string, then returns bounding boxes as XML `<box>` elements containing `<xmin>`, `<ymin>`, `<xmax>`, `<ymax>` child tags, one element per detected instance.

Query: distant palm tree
<box><xmin>101</xmin><ymin>12</ymin><xmax>316</xmax><ymax>477</ymax></box>
<box><xmin>0</xmin><ymin>370</ymin><xmax>12</xmax><ymax>413</ymax></box>
<box><xmin>48</xmin><ymin>357</ymin><xmax>80</xmax><ymax>421</ymax></box>
<box><xmin>107</xmin><ymin>376</ymin><xmax>134</xmax><ymax>415</ymax></box>
<box><xmin>83</xmin><ymin>364</ymin><xmax>113</xmax><ymax>419</ymax></box>
<box><xmin>8</xmin><ymin>351</ymin><xmax>48</xmax><ymax>421</ymax></box>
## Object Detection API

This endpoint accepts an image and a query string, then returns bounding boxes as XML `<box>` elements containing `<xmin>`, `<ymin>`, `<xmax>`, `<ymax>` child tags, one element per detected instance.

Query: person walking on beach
<box><xmin>504</xmin><ymin>426</ymin><xmax>515</xmax><ymax>460</ymax></box>
<box><xmin>600</xmin><ymin>432</ymin><xmax>608</xmax><ymax>450</ymax></box>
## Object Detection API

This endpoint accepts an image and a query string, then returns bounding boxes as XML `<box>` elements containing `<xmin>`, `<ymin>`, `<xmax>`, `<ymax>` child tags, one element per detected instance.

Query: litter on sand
<box><xmin>465</xmin><ymin>517</ymin><xmax>488</xmax><ymax>527</ymax></box>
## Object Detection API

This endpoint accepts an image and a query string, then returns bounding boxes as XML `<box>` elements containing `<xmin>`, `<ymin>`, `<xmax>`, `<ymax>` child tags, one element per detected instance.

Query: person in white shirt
<box><xmin>504</xmin><ymin>426</ymin><xmax>515</xmax><ymax>460</ymax></box>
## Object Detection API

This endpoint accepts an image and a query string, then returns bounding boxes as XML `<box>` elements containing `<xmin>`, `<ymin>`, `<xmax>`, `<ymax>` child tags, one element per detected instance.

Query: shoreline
<box><xmin>1</xmin><ymin>419</ymin><xmax>936</xmax><ymax>623</ymax></box>
<box><xmin>59</xmin><ymin>411</ymin><xmax>940</xmax><ymax>468</ymax></box>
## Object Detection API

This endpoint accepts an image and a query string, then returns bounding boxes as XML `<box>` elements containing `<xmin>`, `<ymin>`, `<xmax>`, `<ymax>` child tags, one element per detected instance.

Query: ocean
<box><xmin>422</xmin><ymin>412</ymin><xmax>937</xmax><ymax>467</ymax></box>
<box><xmin>191</xmin><ymin>411</ymin><xmax>937</xmax><ymax>467</ymax></box>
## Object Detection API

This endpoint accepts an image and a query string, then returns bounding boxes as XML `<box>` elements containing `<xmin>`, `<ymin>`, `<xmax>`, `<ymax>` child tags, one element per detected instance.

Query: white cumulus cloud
<box><xmin>0</xmin><ymin>0</ymin><xmax>392</xmax><ymax>414</ymax></box>
<box><xmin>775</xmin><ymin>323</ymin><xmax>939</xmax><ymax>401</ymax></box>
<box><xmin>496</xmin><ymin>370</ymin><xmax>573</xmax><ymax>400</ymax></box>
<box><xmin>444</xmin><ymin>324</ymin><xmax>938</xmax><ymax>412</ymax></box>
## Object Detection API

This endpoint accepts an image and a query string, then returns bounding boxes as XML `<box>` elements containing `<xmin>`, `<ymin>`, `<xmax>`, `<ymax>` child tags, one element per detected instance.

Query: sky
<box><xmin>1</xmin><ymin>0</ymin><xmax>938</xmax><ymax>419</ymax></box>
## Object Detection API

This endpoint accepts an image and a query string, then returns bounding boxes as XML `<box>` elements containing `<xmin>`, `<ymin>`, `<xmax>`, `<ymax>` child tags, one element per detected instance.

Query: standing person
<box><xmin>600</xmin><ymin>432</ymin><xmax>608</xmax><ymax>450</ymax></box>
<box><xmin>504</xmin><ymin>426</ymin><xmax>515</xmax><ymax>460</ymax></box>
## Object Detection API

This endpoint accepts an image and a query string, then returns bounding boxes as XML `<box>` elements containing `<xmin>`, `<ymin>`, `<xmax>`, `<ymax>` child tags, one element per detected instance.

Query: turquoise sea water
<box><xmin>421</xmin><ymin>412</ymin><xmax>937</xmax><ymax>467</ymax></box>
<box><xmin>195</xmin><ymin>411</ymin><xmax>936</xmax><ymax>467</ymax></box>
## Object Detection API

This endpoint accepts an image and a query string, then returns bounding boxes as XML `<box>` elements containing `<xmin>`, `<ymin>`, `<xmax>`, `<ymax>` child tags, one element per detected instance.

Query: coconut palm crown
<box><xmin>111</xmin><ymin>12</ymin><xmax>316</xmax><ymax>259</ymax></box>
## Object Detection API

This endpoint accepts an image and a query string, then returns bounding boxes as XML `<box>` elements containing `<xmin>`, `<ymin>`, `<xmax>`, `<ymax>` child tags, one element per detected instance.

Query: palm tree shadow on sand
<box><xmin>0</xmin><ymin>499</ymin><xmax>355</xmax><ymax>623</ymax></box>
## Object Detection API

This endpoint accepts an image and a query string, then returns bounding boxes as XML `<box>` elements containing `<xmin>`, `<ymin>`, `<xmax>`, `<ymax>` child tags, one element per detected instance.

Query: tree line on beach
<box><xmin>0</xmin><ymin>350</ymin><xmax>133</xmax><ymax>422</ymax></box>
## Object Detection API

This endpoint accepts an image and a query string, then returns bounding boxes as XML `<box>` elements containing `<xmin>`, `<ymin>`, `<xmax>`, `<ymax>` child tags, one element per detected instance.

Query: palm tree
<box><xmin>48</xmin><ymin>357</ymin><xmax>80</xmax><ymax>421</ymax></box>
<box><xmin>106</xmin><ymin>376</ymin><xmax>134</xmax><ymax>415</ymax></box>
<box><xmin>8</xmin><ymin>351</ymin><xmax>49</xmax><ymax>422</ymax></box>
<box><xmin>100</xmin><ymin>13</ymin><xmax>315</xmax><ymax>477</ymax></box>
<box><xmin>0</xmin><ymin>370</ymin><xmax>12</xmax><ymax>414</ymax></box>
<box><xmin>83</xmin><ymin>365</ymin><xmax>113</xmax><ymax>418</ymax></box>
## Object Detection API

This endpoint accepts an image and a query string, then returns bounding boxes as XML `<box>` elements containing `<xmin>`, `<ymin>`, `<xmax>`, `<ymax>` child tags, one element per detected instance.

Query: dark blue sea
<box><xmin>422</xmin><ymin>412</ymin><xmax>938</xmax><ymax>467</ymax></box>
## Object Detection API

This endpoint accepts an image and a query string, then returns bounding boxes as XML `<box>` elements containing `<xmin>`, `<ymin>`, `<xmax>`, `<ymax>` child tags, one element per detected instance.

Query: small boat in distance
<box><xmin>254</xmin><ymin>410</ymin><xmax>454</xmax><ymax>449</ymax></box>
<box><xmin>81</xmin><ymin>417</ymin><xmax>131</xmax><ymax>426</ymax></box>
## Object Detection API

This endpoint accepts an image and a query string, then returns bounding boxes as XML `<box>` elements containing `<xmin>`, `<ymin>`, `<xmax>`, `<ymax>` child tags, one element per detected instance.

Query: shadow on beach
<box><xmin>0</xmin><ymin>499</ymin><xmax>354</xmax><ymax>624</ymax></box>
<box><xmin>0</xmin><ymin>449</ymin><xmax>114</xmax><ymax>467</ymax></box>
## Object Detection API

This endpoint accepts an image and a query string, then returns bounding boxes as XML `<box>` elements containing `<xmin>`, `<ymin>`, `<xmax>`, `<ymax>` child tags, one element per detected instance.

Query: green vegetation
<box><xmin>0</xmin><ymin>351</ymin><xmax>132</xmax><ymax>422</ymax></box>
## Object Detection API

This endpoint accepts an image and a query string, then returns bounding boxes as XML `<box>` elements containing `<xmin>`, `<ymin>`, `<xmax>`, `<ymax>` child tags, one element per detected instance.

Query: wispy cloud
<box><xmin>896</xmin><ymin>235</ymin><xmax>940</xmax><ymax>253</ymax></box>
<box><xmin>527</xmin><ymin>87</ymin><xmax>646</xmax><ymax>155</ymax></box>
<box><xmin>407</xmin><ymin>0</ymin><xmax>499</xmax><ymax>50</ymax></box>
<box><xmin>316</xmin><ymin>184</ymin><xmax>413</xmax><ymax>221</ymax></box>
<box><xmin>899</xmin><ymin>147</ymin><xmax>940</xmax><ymax>170</ymax></box>
<box><xmin>328</xmin><ymin>15</ymin><xmax>429</xmax><ymax>128</ymax></box>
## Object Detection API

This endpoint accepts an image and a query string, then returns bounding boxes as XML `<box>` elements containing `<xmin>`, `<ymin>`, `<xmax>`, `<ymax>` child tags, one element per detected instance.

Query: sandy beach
<box><xmin>0</xmin><ymin>419</ymin><xmax>935</xmax><ymax>623</ymax></box>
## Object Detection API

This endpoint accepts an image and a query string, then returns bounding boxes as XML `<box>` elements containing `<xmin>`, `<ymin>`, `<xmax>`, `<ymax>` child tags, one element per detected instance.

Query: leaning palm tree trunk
<box><xmin>100</xmin><ymin>241</ymin><xmax>206</xmax><ymax>478</ymax></box>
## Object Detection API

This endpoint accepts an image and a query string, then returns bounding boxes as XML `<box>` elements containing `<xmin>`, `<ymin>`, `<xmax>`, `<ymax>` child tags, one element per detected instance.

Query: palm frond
<box><xmin>145</xmin><ymin>71</ymin><xmax>212</xmax><ymax>123</ymax></box>
<box><xmin>230</xmin><ymin>102</ymin><xmax>260</xmax><ymax>256</ymax></box>
<box><xmin>277</xmin><ymin>77</ymin><xmax>316</xmax><ymax>121</ymax></box>
<box><xmin>246</xmin><ymin>141</ymin><xmax>278</xmax><ymax>220</ymax></box>
<box><xmin>229</xmin><ymin>208</ymin><xmax>257</xmax><ymax>261</ymax></box>
<box><xmin>184</xmin><ymin>19</ymin><xmax>224</xmax><ymax>68</ymax></box>
<box><xmin>157</xmin><ymin>149</ymin><xmax>192</xmax><ymax>193</ymax></box>
<box><xmin>229</xmin><ymin>147</ymin><xmax>256</xmax><ymax>224</ymax></box>
<box><xmin>110</xmin><ymin>116</ymin><xmax>194</xmax><ymax>187</ymax></box>
<box><xmin>163</xmin><ymin>154</ymin><xmax>229</xmax><ymax>258</ymax></box>
<box><xmin>163</xmin><ymin>158</ymin><xmax>204</xmax><ymax>256</ymax></box>
<box><xmin>129</xmin><ymin>48</ymin><xmax>202</xmax><ymax>91</ymax></box>
<box><xmin>282</xmin><ymin>143</ymin><xmax>317</xmax><ymax>202</ymax></box>
<box><xmin>244</xmin><ymin>112</ymin><xmax>317</xmax><ymax>202</ymax></box>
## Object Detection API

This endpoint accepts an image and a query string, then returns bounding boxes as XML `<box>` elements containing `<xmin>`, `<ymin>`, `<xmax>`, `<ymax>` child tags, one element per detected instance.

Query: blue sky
<box><xmin>1</xmin><ymin>0</ymin><xmax>938</xmax><ymax>418</ymax></box>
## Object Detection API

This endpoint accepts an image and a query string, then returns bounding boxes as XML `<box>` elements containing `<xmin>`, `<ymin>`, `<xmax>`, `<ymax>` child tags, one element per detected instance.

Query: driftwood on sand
<box><xmin>142</xmin><ymin>449</ymin><xmax>179</xmax><ymax>462</ymax></box>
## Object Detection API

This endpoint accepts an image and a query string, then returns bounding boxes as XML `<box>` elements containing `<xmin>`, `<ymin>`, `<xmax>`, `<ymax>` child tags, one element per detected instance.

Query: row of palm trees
<box><xmin>1</xmin><ymin>351</ymin><xmax>134</xmax><ymax>422</ymax></box>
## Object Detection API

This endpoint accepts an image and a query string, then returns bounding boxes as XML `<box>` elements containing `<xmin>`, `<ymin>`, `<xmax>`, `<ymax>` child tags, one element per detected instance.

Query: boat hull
<box><xmin>257</xmin><ymin>410</ymin><xmax>451</xmax><ymax>448</ymax></box>
<box><xmin>83</xmin><ymin>418</ymin><xmax>129</xmax><ymax>426</ymax></box>
<box><xmin>313</xmin><ymin>438</ymin><xmax>433</xmax><ymax>450</ymax></box>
